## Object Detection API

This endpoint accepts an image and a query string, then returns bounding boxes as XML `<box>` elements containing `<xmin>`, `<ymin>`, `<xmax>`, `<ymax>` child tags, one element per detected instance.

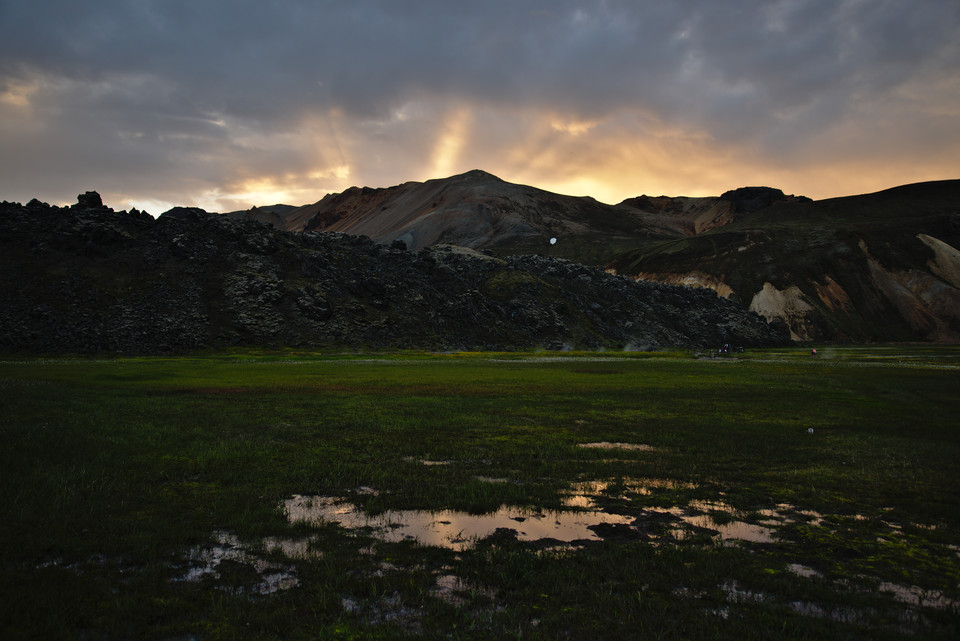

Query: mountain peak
<box><xmin>450</xmin><ymin>169</ymin><xmax>503</xmax><ymax>182</ymax></box>
<box><xmin>719</xmin><ymin>186</ymin><xmax>810</xmax><ymax>213</ymax></box>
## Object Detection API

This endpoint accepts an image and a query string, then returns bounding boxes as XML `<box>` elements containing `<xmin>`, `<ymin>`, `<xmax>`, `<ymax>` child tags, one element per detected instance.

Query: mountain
<box><xmin>274</xmin><ymin>171</ymin><xmax>809</xmax><ymax>258</ymax></box>
<box><xmin>609</xmin><ymin>180</ymin><xmax>960</xmax><ymax>342</ymax></box>
<box><xmin>277</xmin><ymin>169</ymin><xmax>645</xmax><ymax>261</ymax></box>
<box><xmin>0</xmin><ymin>194</ymin><xmax>785</xmax><ymax>354</ymax></box>
<box><xmin>273</xmin><ymin>172</ymin><xmax>960</xmax><ymax>343</ymax></box>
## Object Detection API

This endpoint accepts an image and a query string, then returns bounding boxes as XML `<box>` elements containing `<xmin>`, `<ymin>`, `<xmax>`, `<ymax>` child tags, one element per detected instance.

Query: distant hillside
<box><xmin>0</xmin><ymin>194</ymin><xmax>785</xmax><ymax>354</ymax></box>
<box><xmin>267</xmin><ymin>172</ymin><xmax>960</xmax><ymax>343</ymax></box>
<box><xmin>610</xmin><ymin>181</ymin><xmax>960</xmax><ymax>342</ymax></box>
<box><xmin>280</xmin><ymin>169</ymin><xmax>647</xmax><ymax>259</ymax></box>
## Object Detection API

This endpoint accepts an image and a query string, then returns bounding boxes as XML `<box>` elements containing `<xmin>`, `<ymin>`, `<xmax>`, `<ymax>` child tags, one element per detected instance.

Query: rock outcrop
<box><xmin>610</xmin><ymin>181</ymin><xmax>960</xmax><ymax>342</ymax></box>
<box><xmin>0</xmin><ymin>193</ymin><xmax>786</xmax><ymax>354</ymax></box>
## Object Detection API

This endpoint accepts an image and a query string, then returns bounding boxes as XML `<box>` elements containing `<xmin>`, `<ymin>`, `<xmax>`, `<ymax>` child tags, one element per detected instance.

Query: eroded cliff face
<box><xmin>859</xmin><ymin>239</ymin><xmax>960</xmax><ymax>342</ymax></box>
<box><xmin>608</xmin><ymin>181</ymin><xmax>960</xmax><ymax>343</ymax></box>
<box><xmin>624</xmin><ymin>234</ymin><xmax>960</xmax><ymax>344</ymax></box>
<box><xmin>0</xmin><ymin>196</ymin><xmax>787</xmax><ymax>354</ymax></box>
<box><xmin>748</xmin><ymin>283</ymin><xmax>817</xmax><ymax>342</ymax></box>
<box><xmin>920</xmin><ymin>234</ymin><xmax>960</xmax><ymax>289</ymax></box>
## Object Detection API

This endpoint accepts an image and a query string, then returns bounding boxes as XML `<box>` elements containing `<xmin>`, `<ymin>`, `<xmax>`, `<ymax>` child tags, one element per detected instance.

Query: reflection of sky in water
<box><xmin>284</xmin><ymin>495</ymin><xmax>634</xmax><ymax>551</ymax></box>
<box><xmin>176</xmin><ymin>530</ymin><xmax>300</xmax><ymax>594</ymax></box>
<box><xmin>647</xmin><ymin>501</ymin><xmax>777</xmax><ymax>544</ymax></box>
<box><xmin>281</xmin><ymin>484</ymin><xmax>956</xmax><ymax>591</ymax></box>
<box><xmin>283</xmin><ymin>485</ymin><xmax>809</xmax><ymax>549</ymax></box>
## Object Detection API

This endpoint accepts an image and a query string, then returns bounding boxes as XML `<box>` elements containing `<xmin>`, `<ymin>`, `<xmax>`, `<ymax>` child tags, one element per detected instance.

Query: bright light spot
<box><xmin>550</xmin><ymin>119</ymin><xmax>598</xmax><ymax>136</ymax></box>
<box><xmin>122</xmin><ymin>198</ymin><xmax>178</xmax><ymax>217</ymax></box>
<box><xmin>307</xmin><ymin>165</ymin><xmax>351</xmax><ymax>181</ymax></box>
<box><xmin>429</xmin><ymin>107</ymin><xmax>472</xmax><ymax>179</ymax></box>
<box><xmin>194</xmin><ymin>165</ymin><xmax>356</xmax><ymax>212</ymax></box>
<box><xmin>0</xmin><ymin>78</ymin><xmax>39</xmax><ymax>107</ymax></box>
<box><xmin>550</xmin><ymin>237</ymin><xmax>557</xmax><ymax>245</ymax></box>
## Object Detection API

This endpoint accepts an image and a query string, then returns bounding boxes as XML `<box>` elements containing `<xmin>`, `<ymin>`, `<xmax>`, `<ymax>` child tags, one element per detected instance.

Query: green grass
<box><xmin>1</xmin><ymin>348</ymin><xmax>958</xmax><ymax>639</ymax></box>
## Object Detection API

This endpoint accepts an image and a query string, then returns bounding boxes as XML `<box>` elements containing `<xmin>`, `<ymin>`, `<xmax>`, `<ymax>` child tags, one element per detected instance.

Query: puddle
<box><xmin>283</xmin><ymin>495</ymin><xmax>635</xmax><ymax>550</ymax></box>
<box><xmin>473</xmin><ymin>476</ymin><xmax>512</xmax><ymax>484</ymax></box>
<box><xmin>648</xmin><ymin>501</ymin><xmax>778</xmax><ymax>544</ymax></box>
<box><xmin>402</xmin><ymin>457</ymin><xmax>452</xmax><ymax>466</ymax></box>
<box><xmin>564</xmin><ymin>478</ymin><xmax>697</xmax><ymax>503</ymax></box>
<box><xmin>281</xmin><ymin>486</ymin><xmax>808</xmax><ymax>549</ymax></box>
<box><xmin>432</xmin><ymin>572</ymin><xmax>499</xmax><ymax>607</ymax></box>
<box><xmin>758</xmin><ymin>504</ymin><xmax>824</xmax><ymax>526</ymax></box>
<box><xmin>262</xmin><ymin>536</ymin><xmax>323</xmax><ymax>560</ymax></box>
<box><xmin>433</xmin><ymin>574</ymin><xmax>469</xmax><ymax>606</ymax></box>
<box><xmin>787</xmin><ymin>563</ymin><xmax>822</xmax><ymax>579</ymax></box>
<box><xmin>789</xmin><ymin>600</ymin><xmax>864</xmax><ymax>625</ymax></box>
<box><xmin>578</xmin><ymin>442</ymin><xmax>657</xmax><ymax>452</ymax></box>
<box><xmin>879</xmin><ymin>582</ymin><xmax>959</xmax><ymax>610</ymax></box>
<box><xmin>341</xmin><ymin>593</ymin><xmax>423</xmax><ymax>634</ymax></box>
<box><xmin>174</xmin><ymin>531</ymin><xmax>299</xmax><ymax>594</ymax></box>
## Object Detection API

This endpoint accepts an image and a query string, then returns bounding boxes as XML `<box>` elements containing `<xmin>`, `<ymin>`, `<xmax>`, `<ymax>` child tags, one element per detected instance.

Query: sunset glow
<box><xmin>1</xmin><ymin>1</ymin><xmax>957</xmax><ymax>212</ymax></box>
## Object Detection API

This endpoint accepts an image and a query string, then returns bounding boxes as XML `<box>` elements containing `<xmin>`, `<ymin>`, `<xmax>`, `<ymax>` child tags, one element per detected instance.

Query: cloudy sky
<box><xmin>1</xmin><ymin>0</ymin><xmax>958</xmax><ymax>213</ymax></box>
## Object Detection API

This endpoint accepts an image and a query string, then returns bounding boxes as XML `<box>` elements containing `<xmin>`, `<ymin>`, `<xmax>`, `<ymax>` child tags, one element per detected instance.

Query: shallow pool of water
<box><xmin>283</xmin><ymin>495</ymin><xmax>636</xmax><ymax>550</ymax></box>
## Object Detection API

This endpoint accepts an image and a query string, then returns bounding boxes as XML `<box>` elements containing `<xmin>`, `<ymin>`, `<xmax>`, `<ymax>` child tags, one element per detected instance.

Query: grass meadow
<box><xmin>1</xmin><ymin>347</ymin><xmax>958</xmax><ymax>639</ymax></box>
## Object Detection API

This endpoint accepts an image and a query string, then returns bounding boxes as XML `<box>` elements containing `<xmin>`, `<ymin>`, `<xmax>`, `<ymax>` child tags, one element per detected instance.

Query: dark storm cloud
<box><xmin>1</xmin><ymin>0</ymin><xmax>957</xmax><ymax>209</ymax></box>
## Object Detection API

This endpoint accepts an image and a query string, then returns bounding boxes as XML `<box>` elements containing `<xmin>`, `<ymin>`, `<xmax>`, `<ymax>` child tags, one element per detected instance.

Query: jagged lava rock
<box><xmin>0</xmin><ymin>198</ymin><xmax>787</xmax><ymax>354</ymax></box>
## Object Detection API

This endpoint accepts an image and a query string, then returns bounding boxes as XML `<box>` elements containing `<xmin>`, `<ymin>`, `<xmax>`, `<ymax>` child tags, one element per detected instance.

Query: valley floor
<box><xmin>2</xmin><ymin>347</ymin><xmax>958</xmax><ymax>639</ymax></box>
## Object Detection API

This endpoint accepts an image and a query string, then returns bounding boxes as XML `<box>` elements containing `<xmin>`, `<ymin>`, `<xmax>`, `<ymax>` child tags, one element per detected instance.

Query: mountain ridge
<box><xmin>220</xmin><ymin>171</ymin><xmax>960</xmax><ymax>343</ymax></box>
<box><xmin>0</xmin><ymin>194</ymin><xmax>786</xmax><ymax>354</ymax></box>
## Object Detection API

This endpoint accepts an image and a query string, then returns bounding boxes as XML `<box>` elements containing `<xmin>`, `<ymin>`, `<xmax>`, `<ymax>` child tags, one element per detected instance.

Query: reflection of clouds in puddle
<box><xmin>759</xmin><ymin>504</ymin><xmax>824</xmax><ymax>526</ymax></box>
<box><xmin>473</xmin><ymin>476</ymin><xmax>511</xmax><ymax>484</ymax></box>
<box><xmin>402</xmin><ymin>457</ymin><xmax>452</xmax><ymax>466</ymax></box>
<box><xmin>879</xmin><ymin>582</ymin><xmax>958</xmax><ymax>610</ymax></box>
<box><xmin>564</xmin><ymin>478</ymin><xmax>698</xmax><ymax>504</ymax></box>
<box><xmin>787</xmin><ymin>563</ymin><xmax>821</xmax><ymax>579</ymax></box>
<box><xmin>174</xmin><ymin>530</ymin><xmax>300</xmax><ymax>594</ymax></box>
<box><xmin>578</xmin><ymin>442</ymin><xmax>657</xmax><ymax>452</ymax></box>
<box><xmin>433</xmin><ymin>574</ymin><xmax>468</xmax><ymax>606</ymax></box>
<box><xmin>262</xmin><ymin>536</ymin><xmax>323</xmax><ymax>560</ymax></box>
<box><xmin>646</xmin><ymin>499</ymin><xmax>781</xmax><ymax>544</ymax></box>
<box><xmin>432</xmin><ymin>572</ymin><xmax>499</xmax><ymax>607</ymax></box>
<box><xmin>341</xmin><ymin>592</ymin><xmax>423</xmax><ymax>634</ymax></box>
<box><xmin>283</xmin><ymin>495</ymin><xmax>634</xmax><ymax>551</ymax></box>
<box><xmin>720</xmin><ymin>576</ymin><xmax>957</xmax><ymax>626</ymax></box>
<box><xmin>649</xmin><ymin>505</ymin><xmax>777</xmax><ymax>544</ymax></box>
<box><xmin>282</xmin><ymin>485</ymin><xmax>815</xmax><ymax>550</ymax></box>
<box><xmin>788</xmin><ymin>600</ymin><xmax>864</xmax><ymax>625</ymax></box>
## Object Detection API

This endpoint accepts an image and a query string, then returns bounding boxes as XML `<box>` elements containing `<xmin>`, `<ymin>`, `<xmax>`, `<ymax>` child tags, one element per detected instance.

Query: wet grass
<box><xmin>1</xmin><ymin>347</ymin><xmax>958</xmax><ymax>639</ymax></box>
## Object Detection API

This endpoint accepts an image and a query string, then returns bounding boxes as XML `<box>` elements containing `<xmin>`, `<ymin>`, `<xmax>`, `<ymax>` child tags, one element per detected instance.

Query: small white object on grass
<box><xmin>550</xmin><ymin>237</ymin><xmax>557</xmax><ymax>245</ymax></box>
<box><xmin>807</xmin><ymin>428</ymin><xmax>814</xmax><ymax>434</ymax></box>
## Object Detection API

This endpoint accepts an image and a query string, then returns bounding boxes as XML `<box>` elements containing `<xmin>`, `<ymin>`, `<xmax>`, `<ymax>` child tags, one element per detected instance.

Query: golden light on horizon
<box><xmin>427</xmin><ymin>107</ymin><xmax>472</xmax><ymax>180</ymax></box>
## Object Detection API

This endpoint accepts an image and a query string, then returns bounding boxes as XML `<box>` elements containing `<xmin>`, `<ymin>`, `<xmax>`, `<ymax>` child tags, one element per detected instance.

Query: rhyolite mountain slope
<box><xmin>0</xmin><ymin>194</ymin><xmax>785</xmax><ymax>354</ymax></box>
<box><xmin>609</xmin><ymin>180</ymin><xmax>960</xmax><ymax>342</ymax></box>
<box><xmin>269</xmin><ymin>171</ymin><xmax>960</xmax><ymax>343</ymax></box>
<box><xmin>283</xmin><ymin>169</ymin><xmax>645</xmax><ymax>257</ymax></box>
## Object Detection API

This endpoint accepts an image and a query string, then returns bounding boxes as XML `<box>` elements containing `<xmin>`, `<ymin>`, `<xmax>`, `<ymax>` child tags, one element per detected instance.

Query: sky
<box><xmin>1</xmin><ymin>0</ymin><xmax>958</xmax><ymax>214</ymax></box>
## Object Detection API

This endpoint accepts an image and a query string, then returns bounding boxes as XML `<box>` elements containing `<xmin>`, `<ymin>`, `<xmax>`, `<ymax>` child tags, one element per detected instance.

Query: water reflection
<box><xmin>282</xmin><ymin>485</ymin><xmax>809</xmax><ymax>549</ymax></box>
<box><xmin>175</xmin><ymin>530</ymin><xmax>299</xmax><ymax>594</ymax></box>
<box><xmin>648</xmin><ymin>500</ymin><xmax>778</xmax><ymax>544</ymax></box>
<box><xmin>578</xmin><ymin>442</ymin><xmax>658</xmax><ymax>452</ymax></box>
<box><xmin>283</xmin><ymin>495</ymin><xmax>635</xmax><ymax>551</ymax></box>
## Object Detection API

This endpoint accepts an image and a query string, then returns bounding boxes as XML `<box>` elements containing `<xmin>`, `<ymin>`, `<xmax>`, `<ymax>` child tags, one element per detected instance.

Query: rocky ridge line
<box><xmin>0</xmin><ymin>193</ymin><xmax>787</xmax><ymax>354</ymax></box>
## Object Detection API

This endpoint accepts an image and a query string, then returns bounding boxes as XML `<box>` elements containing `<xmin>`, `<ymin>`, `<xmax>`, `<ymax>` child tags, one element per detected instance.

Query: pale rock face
<box><xmin>627</xmin><ymin>271</ymin><xmax>735</xmax><ymax>299</ymax></box>
<box><xmin>861</xmin><ymin>238</ymin><xmax>960</xmax><ymax>342</ymax></box>
<box><xmin>749</xmin><ymin>283</ymin><xmax>814</xmax><ymax>341</ymax></box>
<box><xmin>813</xmin><ymin>276</ymin><xmax>854</xmax><ymax>313</ymax></box>
<box><xmin>918</xmin><ymin>234</ymin><xmax>960</xmax><ymax>290</ymax></box>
